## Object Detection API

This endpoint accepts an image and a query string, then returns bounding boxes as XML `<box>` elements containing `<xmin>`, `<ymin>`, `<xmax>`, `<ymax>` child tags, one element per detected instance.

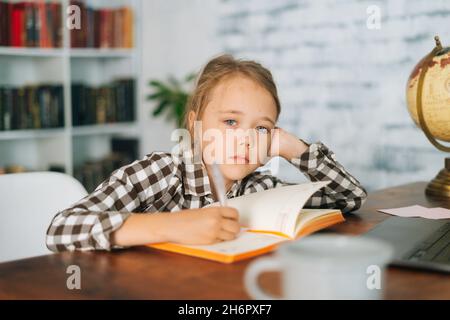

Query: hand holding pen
<box><xmin>159</xmin><ymin>161</ymin><xmax>241</xmax><ymax>245</ymax></box>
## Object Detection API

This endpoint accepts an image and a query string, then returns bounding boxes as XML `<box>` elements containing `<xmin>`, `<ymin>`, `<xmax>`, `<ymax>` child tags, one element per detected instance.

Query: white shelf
<box><xmin>0</xmin><ymin>124</ymin><xmax>137</xmax><ymax>140</ymax></box>
<box><xmin>72</xmin><ymin>122</ymin><xmax>139</xmax><ymax>137</ymax></box>
<box><xmin>0</xmin><ymin>128</ymin><xmax>66</xmax><ymax>141</ymax></box>
<box><xmin>70</xmin><ymin>48</ymin><xmax>135</xmax><ymax>58</ymax></box>
<box><xmin>0</xmin><ymin>47</ymin><xmax>65</xmax><ymax>57</ymax></box>
<box><xmin>0</xmin><ymin>47</ymin><xmax>135</xmax><ymax>59</ymax></box>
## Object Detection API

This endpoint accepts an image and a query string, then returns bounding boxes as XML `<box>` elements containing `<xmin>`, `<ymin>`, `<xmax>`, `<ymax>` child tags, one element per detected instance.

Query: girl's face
<box><xmin>190</xmin><ymin>75</ymin><xmax>278</xmax><ymax>183</ymax></box>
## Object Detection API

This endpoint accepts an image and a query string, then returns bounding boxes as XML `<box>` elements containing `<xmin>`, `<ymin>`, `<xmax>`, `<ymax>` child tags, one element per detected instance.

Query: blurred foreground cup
<box><xmin>244</xmin><ymin>234</ymin><xmax>393</xmax><ymax>300</ymax></box>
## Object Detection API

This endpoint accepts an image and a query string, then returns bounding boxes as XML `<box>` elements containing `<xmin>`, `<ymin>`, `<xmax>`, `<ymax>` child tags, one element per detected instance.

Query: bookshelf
<box><xmin>0</xmin><ymin>0</ymin><xmax>143</xmax><ymax>180</ymax></box>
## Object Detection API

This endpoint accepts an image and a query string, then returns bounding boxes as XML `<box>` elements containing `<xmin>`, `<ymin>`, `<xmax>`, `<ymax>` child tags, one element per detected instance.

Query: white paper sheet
<box><xmin>377</xmin><ymin>205</ymin><xmax>450</xmax><ymax>220</ymax></box>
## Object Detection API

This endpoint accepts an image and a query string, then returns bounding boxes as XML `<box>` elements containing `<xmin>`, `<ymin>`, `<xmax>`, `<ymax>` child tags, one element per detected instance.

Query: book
<box><xmin>69</xmin><ymin>1</ymin><xmax>134</xmax><ymax>48</ymax></box>
<box><xmin>1</xmin><ymin>0</ymin><xmax>131</xmax><ymax>48</ymax></box>
<box><xmin>24</xmin><ymin>1</ymin><xmax>36</xmax><ymax>47</ymax></box>
<box><xmin>74</xmin><ymin>151</ymin><xmax>135</xmax><ymax>192</ymax></box>
<box><xmin>147</xmin><ymin>180</ymin><xmax>345</xmax><ymax>263</ymax></box>
<box><xmin>71</xmin><ymin>78</ymin><xmax>135</xmax><ymax>126</ymax></box>
<box><xmin>111</xmin><ymin>137</ymin><xmax>139</xmax><ymax>164</ymax></box>
<box><xmin>11</xmin><ymin>2</ymin><xmax>25</xmax><ymax>47</ymax></box>
<box><xmin>0</xmin><ymin>2</ymin><xmax>12</xmax><ymax>46</ymax></box>
<box><xmin>0</xmin><ymin>84</ymin><xmax>64</xmax><ymax>130</ymax></box>
<box><xmin>2</xmin><ymin>1</ymin><xmax>61</xmax><ymax>48</ymax></box>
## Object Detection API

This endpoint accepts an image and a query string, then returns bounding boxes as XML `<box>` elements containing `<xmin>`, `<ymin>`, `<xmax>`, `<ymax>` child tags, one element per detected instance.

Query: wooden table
<box><xmin>1</xmin><ymin>181</ymin><xmax>449</xmax><ymax>300</ymax></box>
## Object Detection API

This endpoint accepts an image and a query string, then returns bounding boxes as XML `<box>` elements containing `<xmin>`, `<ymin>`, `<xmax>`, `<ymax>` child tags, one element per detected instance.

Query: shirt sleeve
<box><xmin>45</xmin><ymin>152</ymin><xmax>174</xmax><ymax>252</ymax></box>
<box><xmin>241</xmin><ymin>141</ymin><xmax>368</xmax><ymax>214</ymax></box>
<box><xmin>286</xmin><ymin>140</ymin><xmax>368</xmax><ymax>213</ymax></box>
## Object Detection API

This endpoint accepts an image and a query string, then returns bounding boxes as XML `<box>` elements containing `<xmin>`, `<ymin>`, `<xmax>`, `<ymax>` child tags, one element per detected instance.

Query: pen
<box><xmin>211</xmin><ymin>161</ymin><xmax>227</xmax><ymax>206</ymax></box>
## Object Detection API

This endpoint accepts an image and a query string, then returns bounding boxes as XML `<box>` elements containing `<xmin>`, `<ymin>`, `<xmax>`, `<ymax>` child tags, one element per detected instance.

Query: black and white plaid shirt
<box><xmin>46</xmin><ymin>141</ymin><xmax>368</xmax><ymax>252</ymax></box>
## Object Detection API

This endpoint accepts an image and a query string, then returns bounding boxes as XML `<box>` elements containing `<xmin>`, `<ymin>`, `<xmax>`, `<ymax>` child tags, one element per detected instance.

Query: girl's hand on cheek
<box><xmin>269</xmin><ymin>127</ymin><xmax>310</xmax><ymax>161</ymax></box>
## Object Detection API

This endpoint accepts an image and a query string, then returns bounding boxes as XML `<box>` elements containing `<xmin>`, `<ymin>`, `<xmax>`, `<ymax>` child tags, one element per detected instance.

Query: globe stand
<box><xmin>426</xmin><ymin>158</ymin><xmax>450</xmax><ymax>198</ymax></box>
<box><xmin>415</xmin><ymin>36</ymin><xmax>450</xmax><ymax>199</ymax></box>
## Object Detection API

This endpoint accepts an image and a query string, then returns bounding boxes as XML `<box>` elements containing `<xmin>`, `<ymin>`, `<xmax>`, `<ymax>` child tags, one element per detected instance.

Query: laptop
<box><xmin>362</xmin><ymin>216</ymin><xmax>450</xmax><ymax>273</ymax></box>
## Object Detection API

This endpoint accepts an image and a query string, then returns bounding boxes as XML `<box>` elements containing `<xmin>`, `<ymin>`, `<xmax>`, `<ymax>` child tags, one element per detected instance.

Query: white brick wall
<box><xmin>215</xmin><ymin>0</ymin><xmax>450</xmax><ymax>191</ymax></box>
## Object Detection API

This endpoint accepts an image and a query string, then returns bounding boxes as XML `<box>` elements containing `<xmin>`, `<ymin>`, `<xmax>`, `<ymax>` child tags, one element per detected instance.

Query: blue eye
<box><xmin>224</xmin><ymin>119</ymin><xmax>237</xmax><ymax>126</ymax></box>
<box><xmin>256</xmin><ymin>126</ymin><xmax>269</xmax><ymax>134</ymax></box>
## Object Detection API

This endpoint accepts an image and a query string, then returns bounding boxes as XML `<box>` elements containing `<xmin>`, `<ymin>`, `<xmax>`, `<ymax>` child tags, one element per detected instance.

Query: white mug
<box><xmin>244</xmin><ymin>234</ymin><xmax>393</xmax><ymax>300</ymax></box>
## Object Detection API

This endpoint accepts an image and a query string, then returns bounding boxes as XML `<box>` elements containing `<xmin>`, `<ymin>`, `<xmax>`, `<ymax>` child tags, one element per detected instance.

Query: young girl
<box><xmin>46</xmin><ymin>54</ymin><xmax>367</xmax><ymax>252</ymax></box>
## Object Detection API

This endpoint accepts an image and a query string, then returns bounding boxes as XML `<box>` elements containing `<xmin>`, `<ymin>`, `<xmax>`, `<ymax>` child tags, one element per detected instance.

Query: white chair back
<box><xmin>0</xmin><ymin>171</ymin><xmax>87</xmax><ymax>263</ymax></box>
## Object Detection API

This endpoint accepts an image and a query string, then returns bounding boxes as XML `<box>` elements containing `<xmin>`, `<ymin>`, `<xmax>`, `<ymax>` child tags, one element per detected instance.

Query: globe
<box><xmin>405</xmin><ymin>36</ymin><xmax>450</xmax><ymax>198</ymax></box>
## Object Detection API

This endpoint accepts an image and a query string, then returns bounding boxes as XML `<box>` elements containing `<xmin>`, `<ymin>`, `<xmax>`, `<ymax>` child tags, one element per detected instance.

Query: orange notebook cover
<box><xmin>146</xmin><ymin>181</ymin><xmax>345</xmax><ymax>263</ymax></box>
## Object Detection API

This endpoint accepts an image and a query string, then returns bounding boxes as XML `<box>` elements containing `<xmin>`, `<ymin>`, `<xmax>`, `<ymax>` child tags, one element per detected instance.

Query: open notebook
<box><xmin>146</xmin><ymin>180</ymin><xmax>344</xmax><ymax>263</ymax></box>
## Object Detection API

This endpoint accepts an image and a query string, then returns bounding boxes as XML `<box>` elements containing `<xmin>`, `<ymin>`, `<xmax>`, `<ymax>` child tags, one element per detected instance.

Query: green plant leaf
<box><xmin>152</xmin><ymin>100</ymin><xmax>170</xmax><ymax>117</ymax></box>
<box><xmin>184</xmin><ymin>73</ymin><xmax>196</xmax><ymax>83</ymax></box>
<box><xmin>148</xmin><ymin>72</ymin><xmax>195</xmax><ymax>127</ymax></box>
<box><xmin>147</xmin><ymin>92</ymin><xmax>165</xmax><ymax>100</ymax></box>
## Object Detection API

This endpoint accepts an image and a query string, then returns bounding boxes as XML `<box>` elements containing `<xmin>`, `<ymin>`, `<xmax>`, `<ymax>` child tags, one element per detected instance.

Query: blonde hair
<box><xmin>183</xmin><ymin>54</ymin><xmax>281</xmax><ymax>133</ymax></box>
